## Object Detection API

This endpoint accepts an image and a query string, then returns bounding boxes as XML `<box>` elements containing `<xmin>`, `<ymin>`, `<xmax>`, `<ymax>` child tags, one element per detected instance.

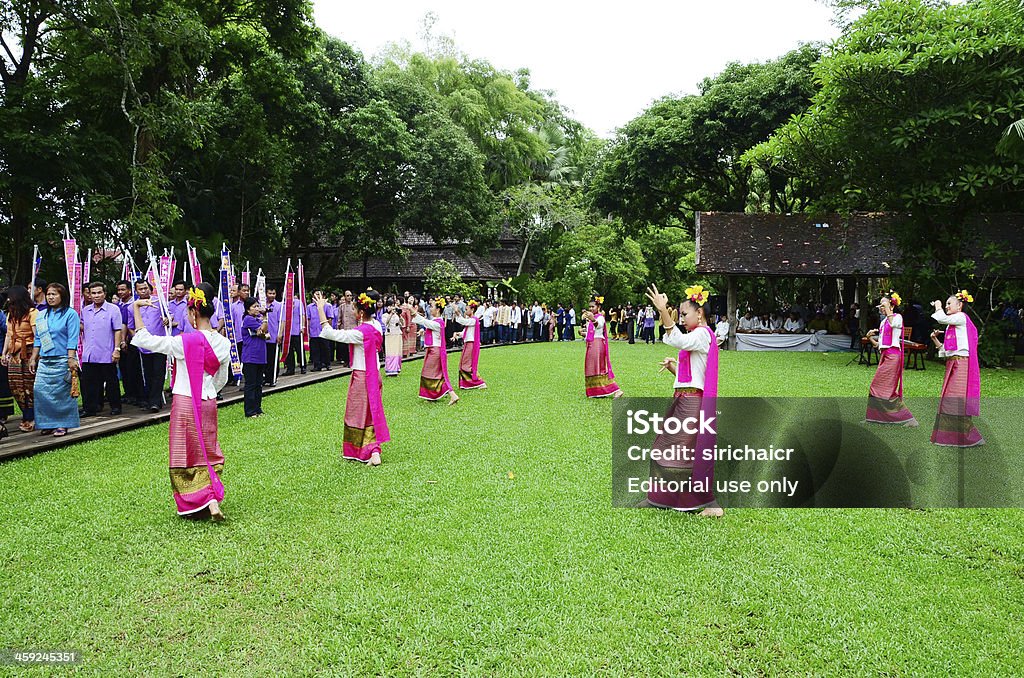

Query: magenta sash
<box><xmin>669</xmin><ymin>326</ymin><xmax>719</xmax><ymax>504</ymax></box>
<box><xmin>434</xmin><ymin>319</ymin><xmax>451</xmax><ymax>386</ymax></box>
<box><xmin>942</xmin><ymin>314</ymin><xmax>980</xmax><ymax>416</ymax></box>
<box><xmin>469</xmin><ymin>317</ymin><xmax>481</xmax><ymax>375</ymax></box>
<box><xmin>356</xmin><ymin>323</ymin><xmax>390</xmax><ymax>443</ymax></box>
<box><xmin>181</xmin><ymin>332</ymin><xmax>225</xmax><ymax>501</ymax></box>
<box><xmin>585</xmin><ymin>314</ymin><xmax>614</xmax><ymax>379</ymax></box>
<box><xmin>880</xmin><ymin>315</ymin><xmax>901</xmax><ymax>350</ymax></box>
<box><xmin>693</xmin><ymin>326</ymin><xmax>719</xmax><ymax>497</ymax></box>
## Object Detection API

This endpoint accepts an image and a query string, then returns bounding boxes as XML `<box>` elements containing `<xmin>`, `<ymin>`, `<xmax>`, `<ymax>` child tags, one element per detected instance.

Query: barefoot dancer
<box><xmin>644</xmin><ymin>283</ymin><xmax>723</xmax><ymax>518</ymax></box>
<box><xmin>412</xmin><ymin>298</ymin><xmax>459</xmax><ymax>405</ymax></box>
<box><xmin>865</xmin><ymin>291</ymin><xmax>918</xmax><ymax>426</ymax></box>
<box><xmin>131</xmin><ymin>284</ymin><xmax>231</xmax><ymax>520</ymax></box>
<box><xmin>582</xmin><ymin>295</ymin><xmax>623</xmax><ymax>399</ymax></box>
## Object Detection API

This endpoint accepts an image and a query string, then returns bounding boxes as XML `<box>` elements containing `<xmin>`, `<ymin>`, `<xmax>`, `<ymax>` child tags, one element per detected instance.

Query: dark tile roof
<box><xmin>696</xmin><ymin>212</ymin><xmax>1024</xmax><ymax>278</ymax></box>
<box><xmin>264</xmin><ymin>248</ymin><xmax>502</xmax><ymax>282</ymax></box>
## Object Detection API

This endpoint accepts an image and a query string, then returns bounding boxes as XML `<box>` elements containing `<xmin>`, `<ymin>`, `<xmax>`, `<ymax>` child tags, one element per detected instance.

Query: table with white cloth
<box><xmin>735</xmin><ymin>333</ymin><xmax>854</xmax><ymax>352</ymax></box>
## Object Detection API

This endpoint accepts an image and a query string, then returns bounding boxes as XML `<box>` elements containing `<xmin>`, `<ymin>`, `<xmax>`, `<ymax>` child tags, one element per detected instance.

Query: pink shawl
<box><xmin>356</xmin><ymin>323</ymin><xmax>390</xmax><ymax>443</ymax></box>
<box><xmin>585</xmin><ymin>313</ymin><xmax>615</xmax><ymax>379</ymax></box>
<box><xmin>468</xmin><ymin>316</ymin><xmax>481</xmax><ymax>375</ymax></box>
<box><xmin>675</xmin><ymin>325</ymin><xmax>719</xmax><ymax>491</ymax></box>
<box><xmin>181</xmin><ymin>332</ymin><xmax>225</xmax><ymax>501</ymax></box>
<box><xmin>943</xmin><ymin>313</ymin><xmax>981</xmax><ymax>416</ymax></box>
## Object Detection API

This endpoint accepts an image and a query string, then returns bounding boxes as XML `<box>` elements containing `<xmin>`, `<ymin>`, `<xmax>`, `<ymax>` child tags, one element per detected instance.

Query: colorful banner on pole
<box><xmin>187</xmin><ymin>243</ymin><xmax>203</xmax><ymax>284</ymax></box>
<box><xmin>63</xmin><ymin>238</ymin><xmax>77</xmax><ymax>291</ymax></box>
<box><xmin>279</xmin><ymin>269</ymin><xmax>295</xmax><ymax>363</ymax></box>
<box><xmin>220</xmin><ymin>250</ymin><xmax>241</xmax><ymax>378</ymax></box>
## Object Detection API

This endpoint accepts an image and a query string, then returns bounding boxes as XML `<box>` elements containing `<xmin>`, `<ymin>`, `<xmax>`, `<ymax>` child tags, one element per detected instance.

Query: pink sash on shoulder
<box><xmin>357</xmin><ymin>323</ymin><xmax>391</xmax><ymax>443</ymax></box>
<box><xmin>181</xmin><ymin>332</ymin><xmax>225</xmax><ymax>501</ymax></box>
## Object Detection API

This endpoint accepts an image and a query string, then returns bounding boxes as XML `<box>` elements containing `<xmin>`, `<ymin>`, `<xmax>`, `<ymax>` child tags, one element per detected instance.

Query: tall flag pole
<box><xmin>297</xmin><ymin>259</ymin><xmax>309</xmax><ymax>368</ymax></box>
<box><xmin>219</xmin><ymin>244</ymin><xmax>242</xmax><ymax>379</ymax></box>
<box><xmin>28</xmin><ymin>244</ymin><xmax>40</xmax><ymax>293</ymax></box>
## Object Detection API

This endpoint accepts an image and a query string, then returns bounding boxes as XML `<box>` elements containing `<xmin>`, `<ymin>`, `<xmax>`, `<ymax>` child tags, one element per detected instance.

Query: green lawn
<box><xmin>2</xmin><ymin>343</ymin><xmax>1023</xmax><ymax>675</ymax></box>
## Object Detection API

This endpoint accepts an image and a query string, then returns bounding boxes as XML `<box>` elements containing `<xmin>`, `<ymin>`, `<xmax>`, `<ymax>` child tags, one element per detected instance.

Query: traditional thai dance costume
<box><xmin>455</xmin><ymin>314</ymin><xmax>486</xmax><ymax>389</ymax></box>
<box><xmin>401</xmin><ymin>304</ymin><xmax>416</xmax><ymax>357</ymax></box>
<box><xmin>584</xmin><ymin>313</ymin><xmax>621</xmax><ymax>398</ymax></box>
<box><xmin>132</xmin><ymin>326</ymin><xmax>231</xmax><ymax>515</ymax></box>
<box><xmin>413</xmin><ymin>315</ymin><xmax>453</xmax><ymax>400</ymax></box>
<box><xmin>384</xmin><ymin>311</ymin><xmax>403</xmax><ymax>376</ymax></box>
<box><xmin>866</xmin><ymin>313</ymin><xmax>917</xmax><ymax>424</ymax></box>
<box><xmin>648</xmin><ymin>324</ymin><xmax>720</xmax><ymax>510</ymax></box>
<box><xmin>930</xmin><ymin>309</ymin><xmax>983</xmax><ymax>447</ymax></box>
<box><xmin>319</xmin><ymin>318</ymin><xmax>390</xmax><ymax>462</ymax></box>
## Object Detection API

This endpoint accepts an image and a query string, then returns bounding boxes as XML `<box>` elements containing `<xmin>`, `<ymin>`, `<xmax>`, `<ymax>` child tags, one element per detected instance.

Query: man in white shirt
<box><xmin>531</xmin><ymin>301</ymin><xmax>543</xmax><ymax>342</ymax></box>
<box><xmin>783</xmin><ymin>311</ymin><xmax>805</xmax><ymax>333</ymax></box>
<box><xmin>509</xmin><ymin>302</ymin><xmax>521</xmax><ymax>343</ymax></box>
<box><xmin>715</xmin><ymin>315</ymin><xmax>730</xmax><ymax>347</ymax></box>
<box><xmin>482</xmin><ymin>302</ymin><xmax>495</xmax><ymax>344</ymax></box>
<box><xmin>567</xmin><ymin>304</ymin><xmax>577</xmax><ymax>341</ymax></box>
<box><xmin>738</xmin><ymin>311</ymin><xmax>757</xmax><ymax>333</ymax></box>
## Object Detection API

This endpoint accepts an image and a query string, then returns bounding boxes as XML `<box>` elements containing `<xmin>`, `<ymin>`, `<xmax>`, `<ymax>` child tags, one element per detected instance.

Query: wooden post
<box><xmin>727</xmin><ymin>275</ymin><xmax>737</xmax><ymax>350</ymax></box>
<box><xmin>858</xmin><ymin>276</ymin><xmax>869</xmax><ymax>336</ymax></box>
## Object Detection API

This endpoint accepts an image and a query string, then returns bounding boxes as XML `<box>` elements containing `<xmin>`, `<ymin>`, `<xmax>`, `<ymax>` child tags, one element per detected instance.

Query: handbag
<box><xmin>70</xmin><ymin>366</ymin><xmax>81</xmax><ymax>398</ymax></box>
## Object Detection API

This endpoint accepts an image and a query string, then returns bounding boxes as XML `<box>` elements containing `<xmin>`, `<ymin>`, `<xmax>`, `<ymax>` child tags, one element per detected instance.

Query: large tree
<box><xmin>587</xmin><ymin>44</ymin><xmax>822</xmax><ymax>233</ymax></box>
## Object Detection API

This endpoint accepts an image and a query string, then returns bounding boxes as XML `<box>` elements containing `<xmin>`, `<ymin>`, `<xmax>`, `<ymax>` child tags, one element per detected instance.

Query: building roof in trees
<box><xmin>265</xmin><ymin>228</ymin><xmax>523</xmax><ymax>284</ymax></box>
<box><xmin>695</xmin><ymin>212</ymin><xmax>1024</xmax><ymax>278</ymax></box>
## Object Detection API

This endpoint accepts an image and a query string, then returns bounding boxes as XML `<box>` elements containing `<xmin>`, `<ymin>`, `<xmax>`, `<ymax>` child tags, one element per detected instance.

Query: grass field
<box><xmin>2</xmin><ymin>342</ymin><xmax>1023</xmax><ymax>675</ymax></box>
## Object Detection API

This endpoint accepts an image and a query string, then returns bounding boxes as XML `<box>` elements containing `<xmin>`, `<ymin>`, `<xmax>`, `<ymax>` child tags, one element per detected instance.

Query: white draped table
<box><xmin>735</xmin><ymin>333</ymin><xmax>854</xmax><ymax>352</ymax></box>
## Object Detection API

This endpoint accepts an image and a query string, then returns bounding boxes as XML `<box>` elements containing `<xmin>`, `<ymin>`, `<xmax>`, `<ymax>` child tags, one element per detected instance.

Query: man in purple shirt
<box><xmin>167</xmin><ymin>280</ymin><xmax>190</xmax><ymax>335</ymax></box>
<box><xmin>114</xmin><ymin>279</ymin><xmax>144</xmax><ymax>406</ymax></box>
<box><xmin>33</xmin><ymin>279</ymin><xmax>49</xmax><ymax>311</ymax></box>
<box><xmin>306</xmin><ymin>290</ymin><xmax>328</xmax><ymax>372</ymax></box>
<box><xmin>282</xmin><ymin>292</ymin><xmax>305</xmax><ymax>375</ymax></box>
<box><xmin>80</xmin><ymin>281</ymin><xmax>124</xmax><ymax>417</ymax></box>
<box><xmin>130</xmin><ymin>279</ymin><xmax>169</xmax><ymax>412</ymax></box>
<box><xmin>264</xmin><ymin>286</ymin><xmax>282</xmax><ymax>386</ymax></box>
<box><xmin>240</xmin><ymin>297</ymin><xmax>267</xmax><ymax>417</ymax></box>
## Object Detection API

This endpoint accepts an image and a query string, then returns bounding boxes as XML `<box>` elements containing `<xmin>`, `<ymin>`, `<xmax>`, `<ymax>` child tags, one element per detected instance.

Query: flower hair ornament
<box><xmin>467</xmin><ymin>299</ymin><xmax>480</xmax><ymax>309</ymax></box>
<box><xmin>433</xmin><ymin>297</ymin><xmax>447</xmax><ymax>309</ymax></box>
<box><xmin>955</xmin><ymin>289</ymin><xmax>974</xmax><ymax>303</ymax></box>
<box><xmin>356</xmin><ymin>292</ymin><xmax>375</xmax><ymax>311</ymax></box>
<box><xmin>592</xmin><ymin>295</ymin><xmax>604</xmax><ymax>305</ymax></box>
<box><xmin>685</xmin><ymin>285</ymin><xmax>709</xmax><ymax>306</ymax></box>
<box><xmin>886</xmin><ymin>290</ymin><xmax>901</xmax><ymax>308</ymax></box>
<box><xmin>187</xmin><ymin>287</ymin><xmax>207</xmax><ymax>310</ymax></box>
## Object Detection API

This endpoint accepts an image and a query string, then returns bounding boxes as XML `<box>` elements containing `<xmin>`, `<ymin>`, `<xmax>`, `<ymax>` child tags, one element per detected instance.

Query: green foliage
<box><xmin>423</xmin><ymin>259</ymin><xmax>479</xmax><ymax>299</ymax></box>
<box><xmin>588</xmin><ymin>44</ymin><xmax>822</xmax><ymax>231</ymax></box>
<box><xmin>544</xmin><ymin>221</ymin><xmax>648</xmax><ymax>306</ymax></box>
<box><xmin>746</xmin><ymin>0</ymin><xmax>1024</xmax><ymax>216</ymax></box>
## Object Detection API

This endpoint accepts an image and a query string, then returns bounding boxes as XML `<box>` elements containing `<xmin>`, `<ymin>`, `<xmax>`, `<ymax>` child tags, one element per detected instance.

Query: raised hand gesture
<box><xmin>645</xmin><ymin>284</ymin><xmax>668</xmax><ymax>312</ymax></box>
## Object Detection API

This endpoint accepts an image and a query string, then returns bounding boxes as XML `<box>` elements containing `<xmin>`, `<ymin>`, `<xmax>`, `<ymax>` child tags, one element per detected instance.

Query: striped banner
<box><xmin>279</xmin><ymin>269</ymin><xmax>295</xmax><ymax>363</ymax></box>
<box><xmin>216</xmin><ymin>261</ymin><xmax>239</xmax><ymax>376</ymax></box>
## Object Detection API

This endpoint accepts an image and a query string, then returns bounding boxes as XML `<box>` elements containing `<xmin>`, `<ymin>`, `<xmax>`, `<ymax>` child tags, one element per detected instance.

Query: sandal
<box><xmin>19</xmin><ymin>421</ymin><xmax>34</xmax><ymax>433</ymax></box>
<box><xmin>52</xmin><ymin>428</ymin><xmax>67</xmax><ymax>437</ymax></box>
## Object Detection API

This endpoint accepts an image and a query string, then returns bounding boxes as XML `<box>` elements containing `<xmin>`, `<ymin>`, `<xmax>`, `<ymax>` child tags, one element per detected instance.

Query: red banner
<box><xmin>279</xmin><ymin>271</ymin><xmax>295</xmax><ymax>363</ymax></box>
